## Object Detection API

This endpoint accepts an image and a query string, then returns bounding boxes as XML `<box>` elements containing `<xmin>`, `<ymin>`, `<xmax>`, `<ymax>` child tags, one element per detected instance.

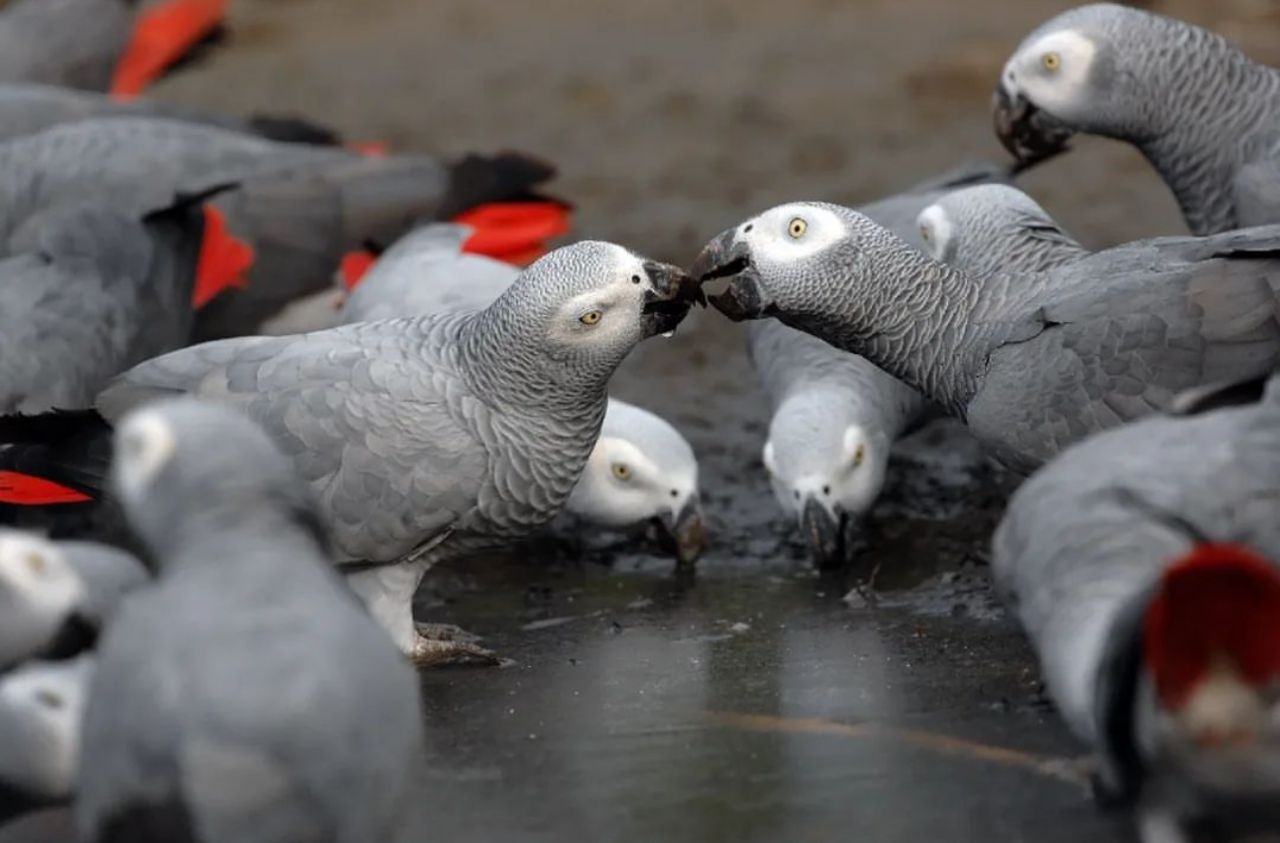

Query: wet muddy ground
<box><xmin>11</xmin><ymin>0</ymin><xmax>1279</xmax><ymax>841</ymax></box>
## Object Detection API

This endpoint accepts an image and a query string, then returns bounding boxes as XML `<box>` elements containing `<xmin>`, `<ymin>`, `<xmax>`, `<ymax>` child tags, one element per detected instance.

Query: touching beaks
<box><xmin>689</xmin><ymin>231</ymin><xmax>768</xmax><ymax>321</ymax></box>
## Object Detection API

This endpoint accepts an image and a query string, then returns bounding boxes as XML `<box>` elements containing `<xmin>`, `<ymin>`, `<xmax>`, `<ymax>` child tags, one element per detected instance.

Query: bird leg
<box><xmin>410</xmin><ymin>623</ymin><xmax>502</xmax><ymax>669</ymax></box>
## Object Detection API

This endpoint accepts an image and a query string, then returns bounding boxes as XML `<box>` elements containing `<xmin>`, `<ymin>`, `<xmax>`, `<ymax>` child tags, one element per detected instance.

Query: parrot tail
<box><xmin>110</xmin><ymin>0</ymin><xmax>228</xmax><ymax>98</ymax></box>
<box><xmin>0</xmin><ymin>410</ymin><xmax>114</xmax><ymax>536</ymax></box>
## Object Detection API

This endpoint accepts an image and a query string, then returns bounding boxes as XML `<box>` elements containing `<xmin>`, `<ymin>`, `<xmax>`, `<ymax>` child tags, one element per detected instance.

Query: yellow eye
<box><xmin>853</xmin><ymin>444</ymin><xmax>865</xmax><ymax>468</ymax></box>
<box><xmin>611</xmin><ymin>463</ymin><xmax>631</xmax><ymax>481</ymax></box>
<box><xmin>919</xmin><ymin>225</ymin><xmax>930</xmax><ymax>242</ymax></box>
<box><xmin>25</xmin><ymin>552</ymin><xmax>45</xmax><ymax>575</ymax></box>
<box><xmin>579</xmin><ymin>310</ymin><xmax>602</xmax><ymax>325</ymax></box>
<box><xmin>1042</xmin><ymin>51</ymin><xmax>1060</xmax><ymax>71</ymax></box>
<box><xmin>788</xmin><ymin>217</ymin><xmax>808</xmax><ymax>238</ymax></box>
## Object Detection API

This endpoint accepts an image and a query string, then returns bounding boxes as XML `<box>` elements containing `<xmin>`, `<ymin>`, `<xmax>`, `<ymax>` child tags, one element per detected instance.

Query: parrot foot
<box><xmin>410</xmin><ymin>623</ymin><xmax>503</xmax><ymax>669</ymax></box>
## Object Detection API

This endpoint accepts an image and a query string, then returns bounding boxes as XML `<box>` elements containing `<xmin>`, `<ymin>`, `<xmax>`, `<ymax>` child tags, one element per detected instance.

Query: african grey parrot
<box><xmin>692</xmin><ymin>202</ymin><xmax>1280</xmax><ymax>473</ymax></box>
<box><xmin>0</xmin><ymin>530</ymin><xmax>146</xmax><ymax>669</ymax></box>
<box><xmin>337</xmin><ymin>223</ymin><xmax>706</xmax><ymax>564</ymax></box>
<box><xmin>0</xmin><ymin>117</ymin><xmax>560</xmax><ymax>342</ymax></box>
<box><xmin>993</xmin><ymin>3</ymin><xmax>1280</xmax><ymax>236</ymax></box>
<box><xmin>746</xmin><ymin>164</ymin><xmax>1014</xmax><ymax>569</ymax></box>
<box><xmin>0</xmin><ymin>83</ymin><xmax>342</xmax><ymax>147</ymax></box>
<box><xmin>0</xmin><ymin>241</ymin><xmax>704</xmax><ymax>666</ymax></box>
<box><xmin>0</xmin><ymin>197</ymin><xmax>206</xmax><ymax>415</ymax></box>
<box><xmin>0</xmin><ymin>655</ymin><xmax>93</xmax><ymax>806</ymax></box>
<box><xmin>992</xmin><ymin>370</ymin><xmax>1280</xmax><ymax>841</ymax></box>
<box><xmin>916</xmin><ymin>184</ymin><xmax>1088</xmax><ymax>279</ymax></box>
<box><xmin>75</xmin><ymin>398</ymin><xmax>426</xmax><ymax>843</ymax></box>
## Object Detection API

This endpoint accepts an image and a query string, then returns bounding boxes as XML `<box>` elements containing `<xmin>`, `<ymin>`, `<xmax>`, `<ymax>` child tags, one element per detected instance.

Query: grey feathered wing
<box><xmin>968</xmin><ymin>228</ymin><xmax>1280</xmax><ymax>470</ymax></box>
<box><xmin>0</xmin><ymin>203</ymin><xmax>199</xmax><ymax>413</ymax></box>
<box><xmin>96</xmin><ymin>323</ymin><xmax>490</xmax><ymax>564</ymax></box>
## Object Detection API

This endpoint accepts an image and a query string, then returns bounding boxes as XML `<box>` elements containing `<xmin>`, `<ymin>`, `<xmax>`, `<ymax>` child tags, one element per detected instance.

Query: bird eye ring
<box><xmin>1042</xmin><ymin>52</ymin><xmax>1061</xmax><ymax>71</ymax></box>
<box><xmin>788</xmin><ymin>218</ymin><xmax>808</xmax><ymax>239</ymax></box>
<box><xmin>611</xmin><ymin>463</ymin><xmax>631</xmax><ymax>481</ymax></box>
<box><xmin>580</xmin><ymin>310</ymin><xmax>602</xmax><ymax>325</ymax></box>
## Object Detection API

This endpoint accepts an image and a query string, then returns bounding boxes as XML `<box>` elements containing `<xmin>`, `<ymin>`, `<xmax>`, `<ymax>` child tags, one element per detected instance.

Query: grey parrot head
<box><xmin>0</xmin><ymin>531</ymin><xmax>85</xmax><ymax>643</ymax></box>
<box><xmin>110</xmin><ymin>398</ymin><xmax>326</xmax><ymax>566</ymax></box>
<box><xmin>486</xmin><ymin>240</ymin><xmax>704</xmax><ymax>384</ymax></box>
<box><xmin>994</xmin><ymin>3</ymin><xmax>1176</xmax><ymax>164</ymax></box>
<box><xmin>691</xmin><ymin>201</ymin><xmax>895</xmax><ymax>324</ymax></box>
<box><xmin>763</xmin><ymin>392</ymin><xmax>885</xmax><ymax>570</ymax></box>
<box><xmin>0</xmin><ymin>655</ymin><xmax>92</xmax><ymax>801</ymax></box>
<box><xmin>916</xmin><ymin>184</ymin><xmax>1085</xmax><ymax>276</ymax></box>
<box><xmin>565</xmin><ymin>399</ymin><xmax>705</xmax><ymax>567</ymax></box>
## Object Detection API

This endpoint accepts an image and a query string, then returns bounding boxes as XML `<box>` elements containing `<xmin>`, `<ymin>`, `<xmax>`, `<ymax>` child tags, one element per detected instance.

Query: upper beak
<box><xmin>641</xmin><ymin>260</ymin><xmax>705</xmax><ymax>337</ymax></box>
<box><xmin>653</xmin><ymin>496</ymin><xmax>706</xmax><ymax>568</ymax></box>
<box><xmin>992</xmin><ymin>82</ymin><xmax>1075</xmax><ymax>167</ymax></box>
<box><xmin>689</xmin><ymin>229</ymin><xmax>770</xmax><ymax>321</ymax></box>
<box><xmin>801</xmin><ymin>496</ymin><xmax>847</xmax><ymax>571</ymax></box>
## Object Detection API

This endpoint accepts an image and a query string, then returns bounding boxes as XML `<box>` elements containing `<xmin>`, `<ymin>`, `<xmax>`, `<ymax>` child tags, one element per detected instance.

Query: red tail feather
<box><xmin>453</xmin><ymin>201</ymin><xmax>571</xmax><ymax>266</ymax></box>
<box><xmin>348</xmin><ymin>141</ymin><xmax>389</xmax><ymax>158</ymax></box>
<box><xmin>192</xmin><ymin>205</ymin><xmax>254</xmax><ymax>309</ymax></box>
<box><xmin>0</xmin><ymin>471</ymin><xmax>92</xmax><ymax>505</ymax></box>
<box><xmin>110</xmin><ymin>0</ymin><xmax>227</xmax><ymax>98</ymax></box>
<box><xmin>1144</xmin><ymin>543</ymin><xmax>1280</xmax><ymax>707</ymax></box>
<box><xmin>340</xmin><ymin>250</ymin><xmax>377</xmax><ymax>291</ymax></box>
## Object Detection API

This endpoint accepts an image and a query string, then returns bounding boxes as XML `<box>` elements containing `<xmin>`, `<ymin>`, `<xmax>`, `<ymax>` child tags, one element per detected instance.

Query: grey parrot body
<box><xmin>338</xmin><ymin>225</ymin><xmax>709</xmax><ymax>564</ymax></box>
<box><xmin>0</xmin><ymin>84</ymin><xmax>341</xmax><ymax>147</ymax></box>
<box><xmin>0</xmin><ymin>0</ymin><xmax>133</xmax><ymax>92</ymax></box>
<box><xmin>0</xmin><ymin>117</ymin><xmax>556</xmax><ymax>340</ymax></box>
<box><xmin>995</xmin><ymin>3</ymin><xmax>1280</xmax><ymax>235</ymax></box>
<box><xmin>0</xmin><ymin>199</ymin><xmax>204</xmax><ymax>414</ymax></box>
<box><xmin>993</xmin><ymin>374</ymin><xmax>1280</xmax><ymax>834</ymax></box>
<box><xmin>74</xmin><ymin>242</ymin><xmax>700</xmax><ymax>658</ymax></box>
<box><xmin>694</xmin><ymin>202</ymin><xmax>1280</xmax><ymax>473</ymax></box>
<box><xmin>76</xmin><ymin>399</ymin><xmax>424</xmax><ymax>843</ymax></box>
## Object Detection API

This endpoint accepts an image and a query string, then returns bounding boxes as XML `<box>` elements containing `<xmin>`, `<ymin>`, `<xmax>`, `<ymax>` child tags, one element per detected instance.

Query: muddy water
<box><xmin>133</xmin><ymin>0</ymin><xmax>1280</xmax><ymax>840</ymax></box>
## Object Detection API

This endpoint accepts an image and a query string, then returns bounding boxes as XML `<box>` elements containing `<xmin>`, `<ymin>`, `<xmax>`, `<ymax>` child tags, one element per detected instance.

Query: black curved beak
<box><xmin>689</xmin><ymin>230</ymin><xmax>770</xmax><ymax>321</ymax></box>
<box><xmin>641</xmin><ymin>260</ymin><xmax>705</xmax><ymax>338</ymax></box>
<box><xmin>651</xmin><ymin>496</ymin><xmax>706</xmax><ymax>568</ymax></box>
<box><xmin>801</xmin><ymin>497</ymin><xmax>847</xmax><ymax>572</ymax></box>
<box><xmin>992</xmin><ymin>82</ymin><xmax>1075</xmax><ymax>167</ymax></box>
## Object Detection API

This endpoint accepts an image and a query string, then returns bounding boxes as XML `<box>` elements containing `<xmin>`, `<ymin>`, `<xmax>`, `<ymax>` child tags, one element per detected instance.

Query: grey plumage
<box><xmin>0</xmin><ymin>117</ymin><xmax>556</xmax><ymax>340</ymax></box>
<box><xmin>693</xmin><ymin>202</ymin><xmax>1280</xmax><ymax>473</ymax></box>
<box><xmin>916</xmin><ymin>183</ymin><xmax>1088</xmax><ymax>279</ymax></box>
<box><xmin>76</xmin><ymin>398</ymin><xmax>424</xmax><ymax>843</ymax></box>
<box><xmin>0</xmin><ymin>84</ymin><xmax>341</xmax><ymax>146</ymax></box>
<box><xmin>93</xmin><ymin>241</ymin><xmax>698</xmax><ymax>657</ymax></box>
<box><xmin>0</xmin><ymin>0</ymin><xmax>133</xmax><ymax>92</ymax></box>
<box><xmin>0</xmin><ymin>199</ymin><xmax>204</xmax><ymax>414</ymax></box>
<box><xmin>338</xmin><ymin>223</ymin><xmax>517</xmax><ymax>324</ymax></box>
<box><xmin>992</xmin><ymin>374</ymin><xmax>1280</xmax><ymax>832</ymax></box>
<box><xmin>995</xmin><ymin>3</ymin><xmax>1280</xmax><ymax>235</ymax></box>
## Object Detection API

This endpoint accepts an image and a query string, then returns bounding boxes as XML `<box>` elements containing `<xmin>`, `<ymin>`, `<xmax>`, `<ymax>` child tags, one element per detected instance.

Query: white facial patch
<box><xmin>742</xmin><ymin>204</ymin><xmax>848</xmax><ymax>264</ymax></box>
<box><xmin>0</xmin><ymin>532</ymin><xmax>82</xmax><ymax>618</ymax></box>
<box><xmin>113</xmin><ymin>410</ymin><xmax>177</xmax><ymax>503</ymax></box>
<box><xmin>1007</xmin><ymin>29</ymin><xmax>1098</xmax><ymax>122</ymax></box>
<box><xmin>0</xmin><ymin>656</ymin><xmax>91</xmax><ymax>798</ymax></box>
<box><xmin>916</xmin><ymin>204</ymin><xmax>953</xmax><ymax>261</ymax></box>
<box><xmin>568</xmin><ymin>436</ymin><xmax>670</xmax><ymax>528</ymax></box>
